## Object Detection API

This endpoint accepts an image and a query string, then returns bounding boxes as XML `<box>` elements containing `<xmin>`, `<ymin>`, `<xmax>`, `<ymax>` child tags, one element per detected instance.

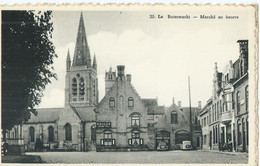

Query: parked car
<box><xmin>182</xmin><ymin>141</ymin><xmax>192</xmax><ymax>150</ymax></box>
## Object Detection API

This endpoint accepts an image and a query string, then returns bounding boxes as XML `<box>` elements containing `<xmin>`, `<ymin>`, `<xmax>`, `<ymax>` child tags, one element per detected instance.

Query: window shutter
<box><xmin>128</xmin><ymin>139</ymin><xmax>132</xmax><ymax>145</ymax></box>
<box><xmin>100</xmin><ymin>139</ymin><xmax>104</xmax><ymax>146</ymax></box>
<box><xmin>112</xmin><ymin>139</ymin><xmax>115</xmax><ymax>146</ymax></box>
<box><xmin>140</xmin><ymin>138</ymin><xmax>144</xmax><ymax>145</ymax></box>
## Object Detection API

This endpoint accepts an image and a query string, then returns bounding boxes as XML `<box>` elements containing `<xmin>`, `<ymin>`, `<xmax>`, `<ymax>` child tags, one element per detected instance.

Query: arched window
<box><xmin>109</xmin><ymin>97</ymin><xmax>115</xmax><ymax>107</ymax></box>
<box><xmin>29</xmin><ymin>127</ymin><xmax>35</xmax><ymax>142</ymax></box>
<box><xmin>64</xmin><ymin>123</ymin><xmax>72</xmax><ymax>141</ymax></box>
<box><xmin>131</xmin><ymin>115</ymin><xmax>140</xmax><ymax>126</ymax></box>
<box><xmin>245</xmin><ymin>86</ymin><xmax>249</xmax><ymax>111</ymax></box>
<box><xmin>79</xmin><ymin>78</ymin><xmax>85</xmax><ymax>101</ymax></box>
<box><xmin>237</xmin><ymin>120</ymin><xmax>242</xmax><ymax>145</ymax></box>
<box><xmin>72</xmin><ymin>78</ymin><xmax>77</xmax><ymax>101</ymax></box>
<box><xmin>171</xmin><ymin>111</ymin><xmax>178</xmax><ymax>124</ymax></box>
<box><xmin>128</xmin><ymin>97</ymin><xmax>134</xmax><ymax>107</ymax></box>
<box><xmin>48</xmin><ymin>126</ymin><xmax>54</xmax><ymax>142</ymax></box>
<box><xmin>237</xmin><ymin>92</ymin><xmax>241</xmax><ymax>114</ymax></box>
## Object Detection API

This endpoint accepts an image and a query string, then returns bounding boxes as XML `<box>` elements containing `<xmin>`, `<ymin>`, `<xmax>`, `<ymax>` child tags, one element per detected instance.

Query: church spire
<box><xmin>72</xmin><ymin>12</ymin><xmax>91</xmax><ymax>67</ymax></box>
<box><xmin>66</xmin><ymin>49</ymin><xmax>71</xmax><ymax>71</ymax></box>
<box><xmin>93</xmin><ymin>53</ymin><xmax>97</xmax><ymax>69</ymax></box>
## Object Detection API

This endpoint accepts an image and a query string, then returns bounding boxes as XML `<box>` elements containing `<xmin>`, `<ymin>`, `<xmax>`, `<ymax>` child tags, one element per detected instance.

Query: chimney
<box><xmin>198</xmin><ymin>101</ymin><xmax>201</xmax><ymax>108</ymax></box>
<box><xmin>126</xmin><ymin>74</ymin><xmax>131</xmax><ymax>82</ymax></box>
<box><xmin>117</xmin><ymin>65</ymin><xmax>125</xmax><ymax>79</ymax></box>
<box><xmin>178</xmin><ymin>101</ymin><xmax>181</xmax><ymax>107</ymax></box>
<box><xmin>172</xmin><ymin>97</ymin><xmax>175</xmax><ymax>104</ymax></box>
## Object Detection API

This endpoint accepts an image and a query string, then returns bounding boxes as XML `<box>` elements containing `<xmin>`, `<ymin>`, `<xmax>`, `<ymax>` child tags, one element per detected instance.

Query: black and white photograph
<box><xmin>1</xmin><ymin>4</ymin><xmax>258</xmax><ymax>164</ymax></box>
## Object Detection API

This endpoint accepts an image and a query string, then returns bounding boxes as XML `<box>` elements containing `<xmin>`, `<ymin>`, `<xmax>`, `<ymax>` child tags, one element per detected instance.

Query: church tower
<box><xmin>65</xmin><ymin>12</ymin><xmax>98</xmax><ymax>107</ymax></box>
<box><xmin>105</xmin><ymin>67</ymin><xmax>116</xmax><ymax>93</ymax></box>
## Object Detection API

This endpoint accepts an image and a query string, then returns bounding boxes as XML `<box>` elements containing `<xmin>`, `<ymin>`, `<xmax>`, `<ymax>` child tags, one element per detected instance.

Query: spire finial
<box><xmin>93</xmin><ymin>53</ymin><xmax>97</xmax><ymax>69</ymax></box>
<box><xmin>215</xmin><ymin>62</ymin><xmax>218</xmax><ymax>72</ymax></box>
<box><xmin>67</xmin><ymin>49</ymin><xmax>71</xmax><ymax>61</ymax></box>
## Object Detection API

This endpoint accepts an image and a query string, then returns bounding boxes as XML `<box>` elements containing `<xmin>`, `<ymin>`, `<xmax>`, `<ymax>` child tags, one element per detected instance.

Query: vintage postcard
<box><xmin>0</xmin><ymin>3</ymin><xmax>258</xmax><ymax>165</ymax></box>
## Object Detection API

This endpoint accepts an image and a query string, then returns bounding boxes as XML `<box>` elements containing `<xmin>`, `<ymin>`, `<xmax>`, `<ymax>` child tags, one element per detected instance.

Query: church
<box><xmin>19</xmin><ymin>13</ymin><xmax>98</xmax><ymax>152</ymax></box>
<box><xmin>5</xmin><ymin>13</ymin><xmax>201</xmax><ymax>152</ymax></box>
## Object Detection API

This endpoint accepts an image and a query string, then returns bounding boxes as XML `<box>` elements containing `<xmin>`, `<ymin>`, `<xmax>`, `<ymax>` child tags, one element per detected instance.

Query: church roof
<box><xmin>72</xmin><ymin>12</ymin><xmax>91</xmax><ymax>67</ymax></box>
<box><xmin>74</xmin><ymin>107</ymin><xmax>96</xmax><ymax>122</ymax></box>
<box><xmin>25</xmin><ymin>108</ymin><xmax>63</xmax><ymax>123</ymax></box>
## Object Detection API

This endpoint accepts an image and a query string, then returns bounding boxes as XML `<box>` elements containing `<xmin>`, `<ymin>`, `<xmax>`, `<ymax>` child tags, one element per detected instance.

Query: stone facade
<box><xmin>14</xmin><ymin>13</ymin><xmax>98</xmax><ymax>152</ymax></box>
<box><xmin>199</xmin><ymin>40</ymin><xmax>249</xmax><ymax>152</ymax></box>
<box><xmin>96</xmin><ymin>65</ymin><xmax>151</xmax><ymax>151</ymax></box>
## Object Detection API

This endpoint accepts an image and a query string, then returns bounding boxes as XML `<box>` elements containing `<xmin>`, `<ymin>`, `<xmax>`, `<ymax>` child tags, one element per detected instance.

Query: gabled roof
<box><xmin>74</xmin><ymin>106</ymin><xmax>96</xmax><ymax>122</ymax></box>
<box><xmin>25</xmin><ymin>108</ymin><xmax>63</xmax><ymax>123</ymax></box>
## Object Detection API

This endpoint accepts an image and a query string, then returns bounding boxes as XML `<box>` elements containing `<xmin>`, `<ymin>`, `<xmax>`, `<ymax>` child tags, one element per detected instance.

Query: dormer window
<box><xmin>109</xmin><ymin>97</ymin><xmax>115</xmax><ymax>107</ymax></box>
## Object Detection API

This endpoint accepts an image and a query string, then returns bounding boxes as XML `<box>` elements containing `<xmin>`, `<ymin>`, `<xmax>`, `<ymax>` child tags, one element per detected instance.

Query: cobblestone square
<box><xmin>26</xmin><ymin>150</ymin><xmax>248</xmax><ymax>164</ymax></box>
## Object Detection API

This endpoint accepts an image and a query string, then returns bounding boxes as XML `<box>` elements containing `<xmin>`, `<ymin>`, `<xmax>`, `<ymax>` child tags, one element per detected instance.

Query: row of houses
<box><xmin>199</xmin><ymin>40</ymin><xmax>249</xmax><ymax>152</ymax></box>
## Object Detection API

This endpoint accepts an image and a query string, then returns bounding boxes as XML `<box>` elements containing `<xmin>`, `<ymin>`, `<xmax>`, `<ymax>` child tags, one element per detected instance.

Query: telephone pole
<box><xmin>188</xmin><ymin>76</ymin><xmax>193</xmax><ymax>148</ymax></box>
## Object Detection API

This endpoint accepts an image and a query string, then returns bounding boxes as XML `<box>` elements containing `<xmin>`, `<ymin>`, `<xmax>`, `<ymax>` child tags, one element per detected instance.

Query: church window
<box><xmin>79</xmin><ymin>78</ymin><xmax>85</xmax><ymax>101</ymax></box>
<box><xmin>29</xmin><ymin>127</ymin><xmax>35</xmax><ymax>142</ymax></box>
<box><xmin>72</xmin><ymin>78</ymin><xmax>77</xmax><ymax>101</ymax></box>
<box><xmin>109</xmin><ymin>97</ymin><xmax>115</xmax><ymax>107</ymax></box>
<box><xmin>48</xmin><ymin>126</ymin><xmax>54</xmax><ymax>142</ymax></box>
<box><xmin>128</xmin><ymin>97</ymin><xmax>134</xmax><ymax>107</ymax></box>
<box><xmin>64</xmin><ymin>123</ymin><xmax>72</xmax><ymax>141</ymax></box>
<box><xmin>245</xmin><ymin>86</ymin><xmax>249</xmax><ymax>111</ymax></box>
<box><xmin>171</xmin><ymin>111</ymin><xmax>178</xmax><ymax>124</ymax></box>
<box><xmin>131</xmin><ymin>115</ymin><xmax>140</xmax><ymax>127</ymax></box>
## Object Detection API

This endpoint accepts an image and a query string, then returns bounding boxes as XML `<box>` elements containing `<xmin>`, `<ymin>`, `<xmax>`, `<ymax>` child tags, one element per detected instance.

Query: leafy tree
<box><xmin>2</xmin><ymin>10</ymin><xmax>57</xmax><ymax>134</ymax></box>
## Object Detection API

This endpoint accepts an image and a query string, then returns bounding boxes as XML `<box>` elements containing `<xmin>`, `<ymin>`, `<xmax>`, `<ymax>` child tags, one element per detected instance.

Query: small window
<box><xmin>103</xmin><ymin>131</ymin><xmax>113</xmax><ymax>146</ymax></box>
<box><xmin>64</xmin><ymin>123</ymin><xmax>72</xmax><ymax>141</ymax></box>
<box><xmin>171</xmin><ymin>111</ymin><xmax>178</xmax><ymax>124</ymax></box>
<box><xmin>29</xmin><ymin>127</ymin><xmax>35</xmax><ymax>142</ymax></box>
<box><xmin>109</xmin><ymin>97</ymin><xmax>115</xmax><ymax>107</ymax></box>
<box><xmin>128</xmin><ymin>97</ymin><xmax>134</xmax><ymax>107</ymax></box>
<box><xmin>131</xmin><ymin>115</ymin><xmax>140</xmax><ymax>126</ymax></box>
<box><xmin>131</xmin><ymin>131</ymin><xmax>140</xmax><ymax>145</ymax></box>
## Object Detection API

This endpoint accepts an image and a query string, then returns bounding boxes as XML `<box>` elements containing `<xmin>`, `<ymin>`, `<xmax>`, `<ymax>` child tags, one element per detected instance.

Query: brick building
<box><xmin>199</xmin><ymin>40</ymin><xmax>249</xmax><ymax>152</ymax></box>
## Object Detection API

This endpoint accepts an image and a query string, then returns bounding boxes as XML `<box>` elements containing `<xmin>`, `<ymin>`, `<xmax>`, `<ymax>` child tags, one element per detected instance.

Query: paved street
<box><xmin>26</xmin><ymin>150</ymin><xmax>248</xmax><ymax>164</ymax></box>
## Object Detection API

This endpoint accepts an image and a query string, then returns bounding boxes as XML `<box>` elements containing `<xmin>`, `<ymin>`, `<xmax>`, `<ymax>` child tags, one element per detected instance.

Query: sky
<box><xmin>37</xmin><ymin>9</ymin><xmax>250</xmax><ymax>108</ymax></box>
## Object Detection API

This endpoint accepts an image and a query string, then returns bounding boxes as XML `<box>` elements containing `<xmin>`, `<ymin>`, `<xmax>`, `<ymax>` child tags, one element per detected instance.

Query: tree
<box><xmin>2</xmin><ymin>10</ymin><xmax>57</xmax><ymax>133</ymax></box>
